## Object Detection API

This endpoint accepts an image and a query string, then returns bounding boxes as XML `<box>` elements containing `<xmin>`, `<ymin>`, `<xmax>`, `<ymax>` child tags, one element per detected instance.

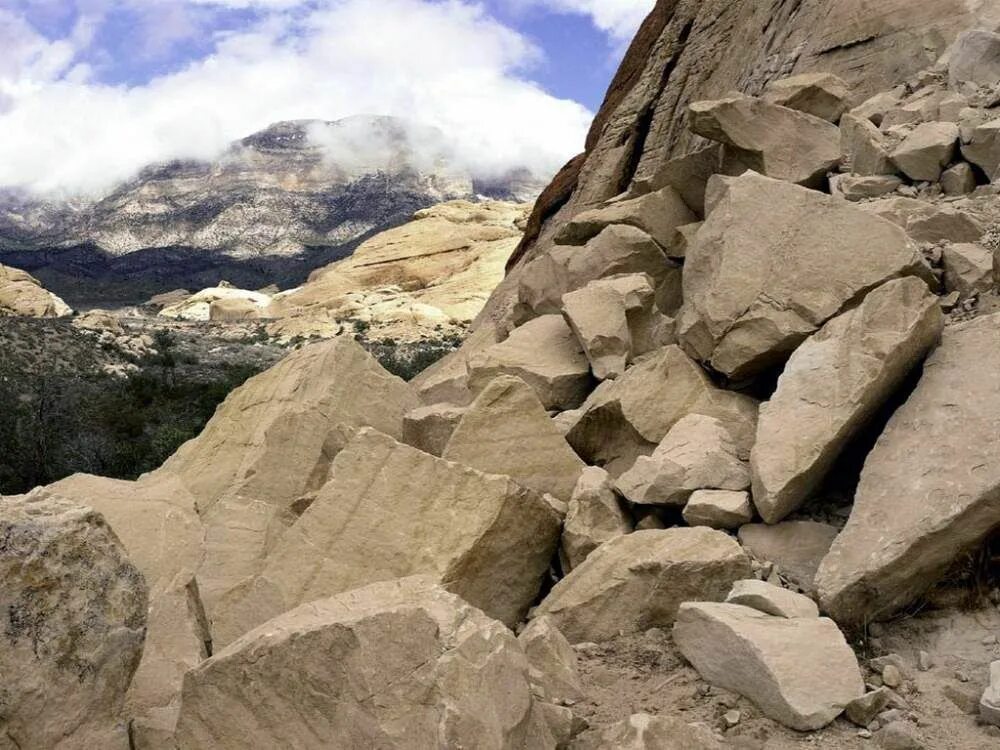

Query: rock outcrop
<box><xmin>0</xmin><ymin>262</ymin><xmax>72</xmax><ymax>317</ymax></box>
<box><xmin>160</xmin><ymin>285</ymin><xmax>272</xmax><ymax>322</ymax></box>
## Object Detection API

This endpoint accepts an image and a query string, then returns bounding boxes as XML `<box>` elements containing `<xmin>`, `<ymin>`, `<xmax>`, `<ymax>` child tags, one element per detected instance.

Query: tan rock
<box><xmin>213</xmin><ymin>429</ymin><xmax>560</xmax><ymax>645</ymax></box>
<box><xmin>616</xmin><ymin>414</ymin><xmax>750</xmax><ymax>507</ymax></box>
<box><xmin>411</xmin><ymin>323</ymin><xmax>498</xmax><ymax>406</ymax></box>
<box><xmin>850</xmin><ymin>90</ymin><xmax>903</xmax><ymax>127</ymax></box>
<box><xmin>890</xmin><ymin>122</ymin><xmax>958</xmax><ymax>182</ymax></box>
<box><xmin>674</xmin><ymin>602</ymin><xmax>864</xmax><ymax>731</ymax></box>
<box><xmin>845</xmin><ymin>688</ymin><xmax>892</xmax><ymax>726</ymax></box>
<box><xmin>570</xmin><ymin>713</ymin><xmax>723</xmax><ymax>750</ymax></box>
<box><xmin>688</xmin><ymin>96</ymin><xmax>841</xmax><ymax>188</ymax></box>
<box><xmin>961</xmin><ymin>118</ymin><xmax>1000</xmax><ymax>180</ymax></box>
<box><xmin>517</xmin><ymin>616</ymin><xmax>584</xmax><ymax>705</ymax></box>
<box><xmin>943</xmin><ymin>243</ymin><xmax>993</xmax><ymax>299</ymax></box>
<box><xmin>949</xmin><ymin>30</ymin><xmax>1000</xmax><ymax>89</ymax></box>
<box><xmin>561</xmin><ymin>281</ymin><xmax>632</xmax><ymax>380</ymax></box>
<box><xmin>160</xmin><ymin>286</ymin><xmax>271</xmax><ymax>322</ymax></box>
<box><xmin>401</xmin><ymin>402</ymin><xmax>467</xmax><ymax>456</ymax></box>
<box><xmin>832</xmin><ymin>174</ymin><xmax>902</xmax><ymax>201</ymax></box>
<box><xmin>0</xmin><ymin>491</ymin><xmax>147</xmax><ymax>750</ymax></box>
<box><xmin>763</xmin><ymin>73</ymin><xmax>852</xmax><ymax>123</ymax></box>
<box><xmin>0</xmin><ymin>262</ymin><xmax>72</xmax><ymax>317</ymax></box>
<box><xmin>532</xmin><ymin>528</ymin><xmax>749</xmax><ymax>643</ymax></box>
<box><xmin>861</xmin><ymin>196</ymin><xmax>985</xmax><ymax>244</ymax></box>
<box><xmin>725</xmin><ymin>579</ymin><xmax>819</xmax><ymax>619</ymax></box>
<box><xmin>561</xmin><ymin>466</ymin><xmax>632</xmax><ymax>572</ymax></box>
<box><xmin>674</xmin><ymin>221</ymin><xmax>702</xmax><ymax>258</ymax></box>
<box><xmin>817</xmin><ymin>313</ymin><xmax>1000</xmax><ymax>625</ymax></box>
<box><xmin>737</xmin><ymin>521</ymin><xmax>838</xmax><ymax>595</ymax></box>
<box><xmin>209</xmin><ymin>296</ymin><xmax>264</xmax><ymax>321</ymax></box>
<box><xmin>940</xmin><ymin>162</ymin><xmax>977</xmax><ymax>195</ymax></box>
<box><xmin>467</xmin><ymin>314</ymin><xmax>592</xmax><ymax>410</ymax></box>
<box><xmin>639</xmin><ymin>145</ymin><xmax>723</xmax><ymax>217</ymax></box>
<box><xmin>176</xmin><ymin>577</ymin><xmax>560</xmax><ymax>750</ymax></box>
<box><xmin>982</xmin><ymin>660</ymin><xmax>1000</xmax><ymax>727</ymax></box>
<box><xmin>751</xmin><ymin>277</ymin><xmax>943</xmax><ymax>524</ymax></box>
<box><xmin>72</xmin><ymin>309</ymin><xmax>124</xmax><ymax>334</ymax></box>
<box><xmin>683</xmin><ymin>489</ymin><xmax>753</xmax><ymax>530</ymax></box>
<box><xmin>679</xmin><ymin>173</ymin><xmax>929</xmax><ymax>379</ymax></box>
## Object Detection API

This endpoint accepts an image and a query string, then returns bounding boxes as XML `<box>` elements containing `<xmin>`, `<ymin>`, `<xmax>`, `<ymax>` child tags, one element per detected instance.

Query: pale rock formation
<box><xmin>175</xmin><ymin>577</ymin><xmax>562</xmax><ymax>750</ymax></box>
<box><xmin>674</xmin><ymin>221</ymin><xmax>702</xmax><ymax>258</ymax></box>
<box><xmin>442</xmin><ymin>375</ymin><xmax>585</xmax><ymax>500</ymax></box>
<box><xmin>948</xmin><ymin>29</ymin><xmax>1000</xmax><ymax>89</ymax></box>
<box><xmin>147</xmin><ymin>289</ymin><xmax>191</xmax><ymax>310</ymax></box>
<box><xmin>674</xmin><ymin>602</ymin><xmax>864</xmax><ymax>731</ymax></box>
<box><xmin>466</xmin><ymin>314</ymin><xmax>592</xmax><ymax>410</ymax></box>
<box><xmin>565</xmin><ymin>345</ymin><xmax>758</xmax><ymax>476</ymax></box>
<box><xmin>682</xmin><ymin>489</ymin><xmax>753</xmax><ymax>530</ymax></box>
<box><xmin>570</xmin><ymin>713</ymin><xmax>723</xmax><ymax>750</ymax></box>
<box><xmin>982</xmin><ymin>660</ymin><xmax>1000</xmax><ymax>727</ymax></box>
<box><xmin>678</xmin><ymin>173</ymin><xmax>929</xmax><ymax>379</ymax></box>
<box><xmin>210</xmin><ymin>296</ymin><xmax>264</xmax><ymax>321</ymax></box>
<box><xmin>737</xmin><ymin>521</ymin><xmax>839</xmax><ymax>594</ymax></box>
<box><xmin>561</xmin><ymin>466</ymin><xmax>632</xmax><ymax>571</ymax></box>
<box><xmin>831</xmin><ymin>174</ymin><xmax>902</xmax><ymax>201</ymax></box>
<box><xmin>0</xmin><ymin>491</ymin><xmax>147</xmax><ymax>750</ymax></box>
<box><xmin>890</xmin><ymin>122</ymin><xmax>959</xmax><ymax>182</ymax></box>
<box><xmin>0</xmin><ymin>262</ymin><xmax>72</xmax><ymax>317</ymax></box>
<box><xmin>688</xmin><ymin>96</ymin><xmax>841</xmax><ymax>187</ymax></box>
<box><xmin>73</xmin><ymin>309</ymin><xmax>124</xmax><ymax>334</ymax></box>
<box><xmin>940</xmin><ymin>162</ymin><xmax>977</xmax><ymax>195</ymax></box>
<box><xmin>517</xmin><ymin>616</ymin><xmax>584</xmax><ymax>705</ymax></box>
<box><xmin>725</xmin><ymin>579</ymin><xmax>820</xmax><ymax>619</ymax></box>
<box><xmin>817</xmin><ymin>313</ymin><xmax>1000</xmax><ymax>625</ymax></box>
<box><xmin>213</xmin><ymin>429</ymin><xmax>560</xmax><ymax>645</ymax></box>
<box><xmin>942</xmin><ymin>243</ymin><xmax>993</xmax><ymax>299</ymax></box>
<box><xmin>961</xmin><ymin>118</ymin><xmax>1000</xmax><ymax>180</ymax></box>
<box><xmin>616</xmin><ymin>414</ymin><xmax>750</xmax><ymax>507</ymax></box>
<box><xmin>532</xmin><ymin>528</ymin><xmax>750</xmax><ymax>643</ymax></box>
<box><xmin>159</xmin><ymin>286</ymin><xmax>272</xmax><ymax>322</ymax></box>
<box><xmin>762</xmin><ymin>72</ymin><xmax>852</xmax><ymax>123</ymax></box>
<box><xmin>401</xmin><ymin>402</ymin><xmax>467</xmax><ymax>456</ymax></box>
<box><xmin>750</xmin><ymin>277</ymin><xmax>943</xmax><ymax>524</ymax></box>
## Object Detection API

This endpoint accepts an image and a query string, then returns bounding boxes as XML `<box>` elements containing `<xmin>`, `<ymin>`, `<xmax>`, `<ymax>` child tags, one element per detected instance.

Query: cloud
<box><xmin>507</xmin><ymin>0</ymin><xmax>655</xmax><ymax>41</ymax></box>
<box><xmin>0</xmin><ymin>0</ymin><xmax>593</xmax><ymax>196</ymax></box>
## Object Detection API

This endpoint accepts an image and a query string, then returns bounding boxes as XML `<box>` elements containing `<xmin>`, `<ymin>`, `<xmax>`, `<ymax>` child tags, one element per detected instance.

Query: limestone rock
<box><xmin>737</xmin><ymin>521</ymin><xmax>838</xmax><ymax>594</ymax></box>
<box><xmin>940</xmin><ymin>162</ymin><xmax>977</xmax><ymax>195</ymax></box>
<box><xmin>213</xmin><ymin>429</ymin><xmax>560</xmax><ymax>645</ymax></box>
<box><xmin>763</xmin><ymin>73</ymin><xmax>852</xmax><ymax>123</ymax></box>
<box><xmin>175</xmin><ymin>577</ymin><xmax>559</xmax><ymax>750</ymax></box>
<box><xmin>982</xmin><ymin>660</ymin><xmax>1000</xmax><ymax>727</ymax></box>
<box><xmin>0</xmin><ymin>262</ymin><xmax>72</xmax><ymax>317</ymax></box>
<box><xmin>678</xmin><ymin>172</ymin><xmax>929</xmax><ymax>379</ymax></box>
<box><xmin>832</xmin><ymin>174</ymin><xmax>902</xmax><ymax>201</ymax></box>
<box><xmin>751</xmin><ymin>277</ymin><xmax>943</xmax><ymax>524</ymax></box>
<box><xmin>688</xmin><ymin>96</ymin><xmax>841</xmax><ymax>187</ymax></box>
<box><xmin>890</xmin><ymin>122</ymin><xmax>958</xmax><ymax>182</ymax></box>
<box><xmin>949</xmin><ymin>30</ymin><xmax>1000</xmax><ymax>89</ymax></box>
<box><xmin>0</xmin><ymin>491</ymin><xmax>147</xmax><ymax>750</ymax></box>
<box><xmin>674</xmin><ymin>602</ymin><xmax>864</xmax><ymax>731</ymax></box>
<box><xmin>401</xmin><ymin>402</ymin><xmax>467</xmax><ymax>456</ymax></box>
<box><xmin>725</xmin><ymin>579</ymin><xmax>819</xmax><ymax>619</ymax></box>
<box><xmin>570</xmin><ymin>713</ymin><xmax>723</xmax><ymax>750</ymax></box>
<box><xmin>961</xmin><ymin>118</ymin><xmax>1000</xmax><ymax>180</ymax></box>
<box><xmin>942</xmin><ymin>243</ymin><xmax>993</xmax><ymax>299</ymax></box>
<box><xmin>442</xmin><ymin>375</ymin><xmax>585</xmax><ymax>500</ymax></box>
<box><xmin>532</xmin><ymin>528</ymin><xmax>749</xmax><ymax>643</ymax></box>
<box><xmin>817</xmin><ymin>313</ymin><xmax>1000</xmax><ymax>625</ymax></box>
<box><xmin>517</xmin><ymin>616</ymin><xmax>584</xmax><ymax>705</ymax></box>
<box><xmin>561</xmin><ymin>466</ymin><xmax>632</xmax><ymax>571</ymax></box>
<box><xmin>682</xmin><ymin>490</ymin><xmax>753</xmax><ymax>530</ymax></box>
<box><xmin>467</xmin><ymin>314</ymin><xmax>592</xmax><ymax>411</ymax></box>
<box><xmin>616</xmin><ymin>414</ymin><xmax>750</xmax><ymax>507</ymax></box>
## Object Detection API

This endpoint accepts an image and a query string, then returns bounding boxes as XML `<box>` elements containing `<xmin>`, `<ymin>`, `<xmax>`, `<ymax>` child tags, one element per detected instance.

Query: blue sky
<box><xmin>0</xmin><ymin>0</ymin><xmax>654</xmax><ymax>193</ymax></box>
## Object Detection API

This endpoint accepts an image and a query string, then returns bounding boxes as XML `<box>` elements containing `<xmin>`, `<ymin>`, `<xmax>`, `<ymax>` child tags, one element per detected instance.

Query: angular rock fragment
<box><xmin>751</xmin><ymin>277</ymin><xmax>942</xmax><ymax>524</ymax></box>
<box><xmin>213</xmin><ymin>429</ymin><xmax>560</xmax><ymax>645</ymax></box>
<box><xmin>561</xmin><ymin>466</ymin><xmax>632</xmax><ymax>571</ymax></box>
<box><xmin>846</xmin><ymin>688</ymin><xmax>892</xmax><ymax>726</ymax></box>
<box><xmin>940</xmin><ymin>162</ymin><xmax>977</xmax><ymax>195</ymax></box>
<box><xmin>961</xmin><ymin>118</ymin><xmax>1000</xmax><ymax>180</ymax></box>
<box><xmin>831</xmin><ymin>174</ymin><xmax>902</xmax><ymax>201</ymax></box>
<box><xmin>840</xmin><ymin>113</ymin><xmax>896</xmax><ymax>176</ymax></box>
<box><xmin>561</xmin><ymin>279</ymin><xmax>635</xmax><ymax>380</ymax></box>
<box><xmin>942</xmin><ymin>243</ymin><xmax>993</xmax><ymax>299</ymax></box>
<box><xmin>571</xmin><ymin>713</ymin><xmax>723</xmax><ymax>750</ymax></box>
<box><xmin>640</xmin><ymin>145</ymin><xmax>723</xmax><ymax>216</ymax></box>
<box><xmin>725</xmin><ymin>579</ymin><xmax>819</xmax><ymax>619</ymax></box>
<box><xmin>679</xmin><ymin>173</ymin><xmax>928</xmax><ymax>379</ymax></box>
<box><xmin>467</xmin><ymin>314</ymin><xmax>592</xmax><ymax>410</ymax></box>
<box><xmin>862</xmin><ymin>197</ymin><xmax>985</xmax><ymax>244</ymax></box>
<box><xmin>949</xmin><ymin>30</ymin><xmax>1000</xmax><ymax>90</ymax></box>
<box><xmin>737</xmin><ymin>521</ymin><xmax>838</xmax><ymax>595</ymax></box>
<box><xmin>401</xmin><ymin>402</ymin><xmax>467</xmax><ymax>456</ymax></box>
<box><xmin>817</xmin><ymin>313</ymin><xmax>1000</xmax><ymax>625</ymax></box>
<box><xmin>442</xmin><ymin>375</ymin><xmax>585</xmax><ymax>500</ymax></box>
<box><xmin>674</xmin><ymin>602</ymin><xmax>864</xmax><ymax>730</ymax></box>
<box><xmin>850</xmin><ymin>90</ymin><xmax>903</xmax><ymax>127</ymax></box>
<box><xmin>763</xmin><ymin>73</ymin><xmax>851</xmax><ymax>123</ymax></box>
<box><xmin>682</xmin><ymin>489</ymin><xmax>753</xmax><ymax>530</ymax></box>
<box><xmin>890</xmin><ymin>122</ymin><xmax>958</xmax><ymax>182</ymax></box>
<box><xmin>517</xmin><ymin>616</ymin><xmax>584</xmax><ymax>705</ymax></box>
<box><xmin>532</xmin><ymin>528</ymin><xmax>749</xmax><ymax>643</ymax></box>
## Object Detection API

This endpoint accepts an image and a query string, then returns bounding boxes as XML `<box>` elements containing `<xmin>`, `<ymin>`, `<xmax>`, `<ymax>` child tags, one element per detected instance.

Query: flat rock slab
<box><xmin>682</xmin><ymin>489</ymin><xmax>753</xmax><ymax>530</ymax></box>
<box><xmin>817</xmin><ymin>313</ymin><xmax>1000</xmax><ymax>626</ymax></box>
<box><xmin>737</xmin><ymin>521</ymin><xmax>838</xmax><ymax>594</ymax></box>
<box><xmin>762</xmin><ymin>73</ymin><xmax>851</xmax><ymax>123</ymax></box>
<box><xmin>725</xmin><ymin>579</ymin><xmax>819</xmax><ymax>619</ymax></box>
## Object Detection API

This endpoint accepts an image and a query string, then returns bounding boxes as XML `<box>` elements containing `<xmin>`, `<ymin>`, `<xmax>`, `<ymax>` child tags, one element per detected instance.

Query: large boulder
<box><xmin>982</xmin><ymin>660</ymin><xmax>1000</xmax><ymax>728</ymax></box>
<box><xmin>674</xmin><ymin>601</ymin><xmax>864</xmax><ymax>731</ymax></box>
<box><xmin>678</xmin><ymin>172</ymin><xmax>929</xmax><ymax>379</ymax></box>
<box><xmin>561</xmin><ymin>466</ymin><xmax>632</xmax><ymax>572</ymax></box>
<box><xmin>890</xmin><ymin>122</ymin><xmax>958</xmax><ymax>182</ymax></box>
<box><xmin>762</xmin><ymin>73</ymin><xmax>852</xmax><ymax>123</ymax></box>
<box><xmin>751</xmin><ymin>277</ymin><xmax>943</xmax><ymax>524</ymax></box>
<box><xmin>682</xmin><ymin>489</ymin><xmax>753</xmax><ymax>530</ymax></box>
<box><xmin>948</xmin><ymin>29</ymin><xmax>1000</xmax><ymax>89</ymax></box>
<box><xmin>175</xmin><ymin>577</ymin><xmax>561</xmax><ymax>750</ymax></box>
<box><xmin>0</xmin><ymin>492</ymin><xmax>148</xmax><ymax>750</ymax></box>
<box><xmin>961</xmin><ymin>118</ymin><xmax>1000</xmax><ymax>179</ymax></box>
<box><xmin>942</xmin><ymin>243</ymin><xmax>993</xmax><ymax>299</ymax></box>
<box><xmin>840</xmin><ymin>113</ymin><xmax>895</xmax><ymax>175</ymax></box>
<box><xmin>532</xmin><ymin>528</ymin><xmax>749</xmax><ymax>643</ymax></box>
<box><xmin>442</xmin><ymin>375</ymin><xmax>585</xmax><ymax>500</ymax></box>
<box><xmin>0</xmin><ymin>262</ymin><xmax>72</xmax><ymax>317</ymax></box>
<box><xmin>213</xmin><ymin>429</ymin><xmax>561</xmax><ymax>645</ymax></box>
<box><xmin>817</xmin><ymin>313</ymin><xmax>1000</xmax><ymax>625</ymax></box>
<box><xmin>737</xmin><ymin>521</ymin><xmax>838</xmax><ymax>595</ymax></box>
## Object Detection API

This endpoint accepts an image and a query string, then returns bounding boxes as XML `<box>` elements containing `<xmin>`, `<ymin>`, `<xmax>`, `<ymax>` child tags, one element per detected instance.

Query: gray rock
<box><xmin>841</xmin><ymin>113</ymin><xmax>896</xmax><ymax>175</ymax></box>
<box><xmin>942</xmin><ymin>243</ymin><xmax>993</xmax><ymax>299</ymax></box>
<box><xmin>961</xmin><ymin>118</ymin><xmax>1000</xmax><ymax>180</ymax></box>
<box><xmin>940</xmin><ymin>162</ymin><xmax>977</xmax><ymax>195</ymax></box>
<box><xmin>846</xmin><ymin>688</ymin><xmax>892</xmax><ymax>726</ymax></box>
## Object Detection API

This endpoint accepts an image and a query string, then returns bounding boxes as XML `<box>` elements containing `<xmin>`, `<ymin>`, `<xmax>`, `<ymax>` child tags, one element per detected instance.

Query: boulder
<box><xmin>763</xmin><ymin>73</ymin><xmax>852</xmax><ymax>123</ymax></box>
<box><xmin>532</xmin><ymin>528</ymin><xmax>749</xmax><ymax>643</ymax></box>
<box><xmin>861</xmin><ymin>197</ymin><xmax>985</xmax><ymax>244</ymax></box>
<box><xmin>725</xmin><ymin>579</ymin><xmax>819</xmax><ymax>619</ymax></box>
<box><xmin>565</xmin><ymin>345</ymin><xmax>758</xmax><ymax>476</ymax></box>
<box><xmin>737</xmin><ymin>521</ymin><xmax>839</xmax><ymax>594</ymax></box>
<box><xmin>570</xmin><ymin>713</ymin><xmax>723</xmax><ymax>750</ymax></box>
<box><xmin>517</xmin><ymin>616</ymin><xmax>584</xmax><ymax>705</ymax></box>
<box><xmin>751</xmin><ymin>277</ymin><xmax>943</xmax><ymax>524</ymax></box>
<box><xmin>0</xmin><ymin>491</ymin><xmax>148</xmax><ymax>750</ymax></box>
<box><xmin>850</xmin><ymin>90</ymin><xmax>903</xmax><ymax>127</ymax></box>
<box><xmin>840</xmin><ymin>113</ymin><xmax>896</xmax><ymax>177</ymax></box>
<box><xmin>688</xmin><ymin>96</ymin><xmax>841</xmax><ymax>187</ymax></box>
<box><xmin>942</xmin><ymin>243</ymin><xmax>993</xmax><ymax>299</ymax></box>
<box><xmin>175</xmin><ymin>577</ymin><xmax>560</xmax><ymax>750</ymax></box>
<box><xmin>0</xmin><ymin>262</ymin><xmax>72</xmax><ymax>317</ymax></box>
<box><xmin>961</xmin><ymin>118</ymin><xmax>1000</xmax><ymax>180</ymax></box>
<box><xmin>160</xmin><ymin>286</ymin><xmax>271</xmax><ymax>322</ymax></box>
<box><xmin>832</xmin><ymin>174</ymin><xmax>902</xmax><ymax>201</ymax></box>
<box><xmin>561</xmin><ymin>466</ymin><xmax>632</xmax><ymax>572</ymax></box>
<box><xmin>682</xmin><ymin>490</ymin><xmax>753</xmax><ymax>530</ymax></box>
<box><xmin>982</xmin><ymin>660</ymin><xmax>1000</xmax><ymax>727</ymax></box>
<box><xmin>638</xmin><ymin>145</ymin><xmax>723</xmax><ymax>217</ymax></box>
<box><xmin>846</xmin><ymin>688</ymin><xmax>892</xmax><ymax>726</ymax></box>
<box><xmin>401</xmin><ymin>402</ymin><xmax>467</xmax><ymax>456</ymax></box>
<box><xmin>674</xmin><ymin>602</ymin><xmax>864</xmax><ymax>731</ymax></box>
<box><xmin>817</xmin><ymin>313</ymin><xmax>1000</xmax><ymax>625</ymax></box>
<box><xmin>209</xmin><ymin>296</ymin><xmax>264</xmax><ymax>321</ymax></box>
<box><xmin>940</xmin><ymin>162</ymin><xmax>977</xmax><ymax>195</ymax></box>
<box><xmin>442</xmin><ymin>375</ymin><xmax>585</xmax><ymax>500</ymax></box>
<box><xmin>467</xmin><ymin>314</ymin><xmax>592</xmax><ymax>411</ymax></box>
<box><xmin>678</xmin><ymin>173</ymin><xmax>928</xmax><ymax>379</ymax></box>
<box><xmin>561</xmin><ymin>280</ymin><xmax>633</xmax><ymax>380</ymax></box>
<box><xmin>948</xmin><ymin>30</ymin><xmax>1000</xmax><ymax>89</ymax></box>
<box><xmin>213</xmin><ymin>429</ymin><xmax>561</xmax><ymax>645</ymax></box>
<box><xmin>616</xmin><ymin>414</ymin><xmax>750</xmax><ymax>507</ymax></box>
<box><xmin>890</xmin><ymin>122</ymin><xmax>958</xmax><ymax>182</ymax></box>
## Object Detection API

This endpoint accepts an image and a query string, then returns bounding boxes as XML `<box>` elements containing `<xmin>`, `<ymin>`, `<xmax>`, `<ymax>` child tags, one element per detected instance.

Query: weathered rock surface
<box><xmin>570</xmin><ymin>713</ymin><xmax>723</xmax><ymax>750</ymax></box>
<box><xmin>817</xmin><ymin>313</ymin><xmax>1000</xmax><ymax>625</ymax></box>
<box><xmin>961</xmin><ymin>118</ymin><xmax>1000</xmax><ymax>179</ymax></box>
<box><xmin>832</xmin><ymin>174</ymin><xmax>902</xmax><ymax>201</ymax></box>
<box><xmin>442</xmin><ymin>375</ymin><xmax>585</xmax><ymax>500</ymax></box>
<box><xmin>682</xmin><ymin>489</ymin><xmax>753</xmax><ymax>530</ymax></box>
<box><xmin>532</xmin><ymin>528</ymin><xmax>749</xmax><ymax>643</ymax></box>
<box><xmin>737</xmin><ymin>521</ymin><xmax>839</xmax><ymax>594</ymax></box>
<box><xmin>762</xmin><ymin>73</ymin><xmax>852</xmax><ymax>123</ymax></box>
<box><xmin>890</xmin><ymin>122</ymin><xmax>958</xmax><ymax>182</ymax></box>
<box><xmin>0</xmin><ymin>262</ymin><xmax>72</xmax><ymax>317</ymax></box>
<box><xmin>209</xmin><ymin>296</ymin><xmax>264</xmax><ymax>322</ymax></box>
<box><xmin>751</xmin><ymin>277</ymin><xmax>942</xmax><ymax>524</ymax></box>
<box><xmin>175</xmin><ymin>577</ymin><xmax>560</xmax><ymax>750</ymax></box>
<box><xmin>982</xmin><ymin>660</ymin><xmax>1000</xmax><ymax>727</ymax></box>
<box><xmin>940</xmin><ymin>162</ymin><xmax>977</xmax><ymax>195</ymax></box>
<box><xmin>401</xmin><ymin>402</ymin><xmax>467</xmax><ymax>457</ymax></box>
<box><xmin>561</xmin><ymin>466</ymin><xmax>632</xmax><ymax>571</ymax></box>
<box><xmin>213</xmin><ymin>429</ymin><xmax>560</xmax><ymax>645</ymax></box>
<box><xmin>0</xmin><ymin>491</ymin><xmax>148</xmax><ymax>750</ymax></box>
<box><xmin>674</xmin><ymin>602</ymin><xmax>864</xmax><ymax>730</ymax></box>
<box><xmin>846</xmin><ymin>688</ymin><xmax>892</xmax><ymax>726</ymax></box>
<box><xmin>725</xmin><ymin>579</ymin><xmax>819</xmax><ymax>619</ymax></box>
<box><xmin>159</xmin><ymin>285</ymin><xmax>272</xmax><ymax>322</ymax></box>
<box><xmin>840</xmin><ymin>113</ymin><xmax>896</xmax><ymax>175</ymax></box>
<box><xmin>517</xmin><ymin>616</ymin><xmax>584</xmax><ymax>705</ymax></box>
<box><xmin>949</xmin><ymin>29</ymin><xmax>1000</xmax><ymax>89</ymax></box>
<box><xmin>942</xmin><ymin>243</ymin><xmax>993</xmax><ymax>299</ymax></box>
<box><xmin>861</xmin><ymin>196</ymin><xmax>985</xmax><ymax>244</ymax></box>
<box><xmin>678</xmin><ymin>173</ymin><xmax>928</xmax><ymax>379</ymax></box>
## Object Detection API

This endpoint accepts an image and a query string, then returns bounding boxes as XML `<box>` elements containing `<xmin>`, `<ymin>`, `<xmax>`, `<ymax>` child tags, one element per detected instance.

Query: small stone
<box><xmin>956</xmin><ymin>670</ymin><xmax>971</xmax><ymax>683</ymax></box>
<box><xmin>917</xmin><ymin>651</ymin><xmax>933</xmax><ymax>672</ymax></box>
<box><xmin>683</xmin><ymin>490</ymin><xmax>753</xmax><ymax>530</ymax></box>
<box><xmin>859</xmin><ymin>729</ymin><xmax>873</xmax><ymax>739</ymax></box>
<box><xmin>725</xmin><ymin>579</ymin><xmax>819</xmax><ymax>619</ymax></box>
<box><xmin>723</xmin><ymin>709</ymin><xmax>741</xmax><ymax>728</ymax></box>
<box><xmin>847</xmin><ymin>688</ymin><xmax>892</xmax><ymax>726</ymax></box>
<box><xmin>879</xmin><ymin>720</ymin><xmax>924</xmax><ymax>750</ymax></box>
<box><xmin>882</xmin><ymin>665</ymin><xmax>903</xmax><ymax>689</ymax></box>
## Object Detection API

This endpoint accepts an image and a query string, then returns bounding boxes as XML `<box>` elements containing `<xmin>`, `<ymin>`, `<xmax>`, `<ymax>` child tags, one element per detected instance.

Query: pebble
<box><xmin>956</xmin><ymin>670</ymin><xmax>970</xmax><ymax>683</ymax></box>
<box><xmin>883</xmin><ymin>664</ymin><xmax>903</xmax><ymax>688</ymax></box>
<box><xmin>858</xmin><ymin>729</ymin><xmax>872</xmax><ymax>739</ymax></box>
<box><xmin>723</xmin><ymin>710</ymin><xmax>741</xmax><ymax>728</ymax></box>
<box><xmin>917</xmin><ymin>651</ymin><xmax>933</xmax><ymax>672</ymax></box>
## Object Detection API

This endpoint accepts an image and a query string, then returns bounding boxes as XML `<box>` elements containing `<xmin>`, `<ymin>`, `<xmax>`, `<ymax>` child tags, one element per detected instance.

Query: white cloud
<box><xmin>508</xmin><ymin>0</ymin><xmax>654</xmax><ymax>41</ymax></box>
<box><xmin>0</xmin><ymin>0</ymin><xmax>593</xmax><ymax>195</ymax></box>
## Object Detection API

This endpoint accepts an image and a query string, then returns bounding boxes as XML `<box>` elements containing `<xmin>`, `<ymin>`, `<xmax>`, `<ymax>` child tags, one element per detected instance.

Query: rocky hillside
<box><xmin>4</xmin><ymin>5</ymin><xmax>1000</xmax><ymax>750</ymax></box>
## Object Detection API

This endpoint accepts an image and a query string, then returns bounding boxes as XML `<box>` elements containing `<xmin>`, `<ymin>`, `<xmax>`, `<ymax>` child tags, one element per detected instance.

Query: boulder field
<box><xmin>5</xmin><ymin>5</ymin><xmax>1000</xmax><ymax>750</ymax></box>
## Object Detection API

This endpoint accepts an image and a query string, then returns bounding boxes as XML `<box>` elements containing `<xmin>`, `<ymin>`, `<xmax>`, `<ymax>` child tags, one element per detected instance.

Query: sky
<box><xmin>0</xmin><ymin>0</ymin><xmax>656</xmax><ymax>195</ymax></box>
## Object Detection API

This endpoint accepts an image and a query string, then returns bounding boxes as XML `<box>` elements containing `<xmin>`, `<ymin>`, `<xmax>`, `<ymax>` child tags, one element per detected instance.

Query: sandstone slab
<box><xmin>890</xmin><ymin>122</ymin><xmax>958</xmax><ymax>182</ymax></box>
<box><xmin>940</xmin><ymin>162</ymin><xmax>977</xmax><ymax>195</ymax></box>
<box><xmin>737</xmin><ymin>521</ymin><xmax>838</xmax><ymax>594</ymax></box>
<box><xmin>763</xmin><ymin>73</ymin><xmax>852</xmax><ymax>123</ymax></box>
<box><xmin>725</xmin><ymin>579</ymin><xmax>819</xmax><ymax>619</ymax></box>
<box><xmin>517</xmin><ymin>616</ymin><xmax>584</xmax><ymax>705</ymax></box>
<box><xmin>832</xmin><ymin>174</ymin><xmax>902</xmax><ymax>201</ymax></box>
<box><xmin>682</xmin><ymin>489</ymin><xmax>753</xmax><ymax>530</ymax></box>
<box><xmin>401</xmin><ymin>402</ymin><xmax>467</xmax><ymax>456</ymax></box>
<box><xmin>561</xmin><ymin>280</ymin><xmax>632</xmax><ymax>380</ymax></box>
<box><xmin>561</xmin><ymin>466</ymin><xmax>632</xmax><ymax>572</ymax></box>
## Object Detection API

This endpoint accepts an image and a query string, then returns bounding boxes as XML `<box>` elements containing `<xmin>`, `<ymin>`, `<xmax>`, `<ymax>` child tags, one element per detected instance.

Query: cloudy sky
<box><xmin>0</xmin><ymin>0</ymin><xmax>655</xmax><ymax>195</ymax></box>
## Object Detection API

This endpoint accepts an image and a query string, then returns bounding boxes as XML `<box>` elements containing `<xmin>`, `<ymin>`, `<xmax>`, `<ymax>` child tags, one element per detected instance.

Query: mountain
<box><xmin>0</xmin><ymin>115</ymin><xmax>544</xmax><ymax>304</ymax></box>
